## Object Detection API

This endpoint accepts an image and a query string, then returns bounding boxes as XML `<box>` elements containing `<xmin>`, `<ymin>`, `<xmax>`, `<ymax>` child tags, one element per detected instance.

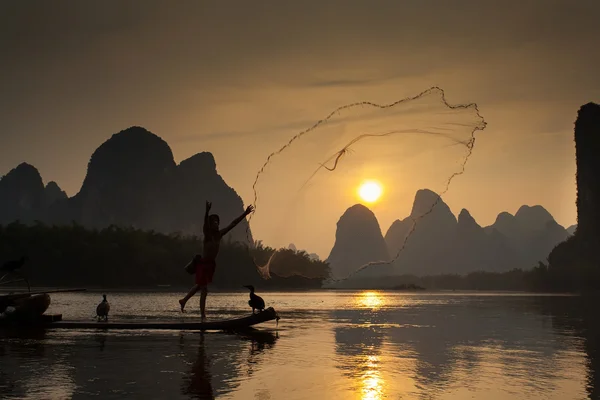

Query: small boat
<box><xmin>0</xmin><ymin>293</ymin><xmax>51</xmax><ymax>323</ymax></box>
<box><xmin>0</xmin><ymin>289</ymin><xmax>86</xmax><ymax>327</ymax></box>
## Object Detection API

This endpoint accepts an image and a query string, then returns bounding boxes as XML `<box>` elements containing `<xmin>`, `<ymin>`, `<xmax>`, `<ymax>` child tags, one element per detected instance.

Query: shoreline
<box><xmin>0</xmin><ymin>286</ymin><xmax>580</xmax><ymax>296</ymax></box>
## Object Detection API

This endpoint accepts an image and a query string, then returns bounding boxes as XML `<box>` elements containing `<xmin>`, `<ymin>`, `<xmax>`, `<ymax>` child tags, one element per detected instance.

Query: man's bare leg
<box><xmin>179</xmin><ymin>284</ymin><xmax>200</xmax><ymax>312</ymax></box>
<box><xmin>200</xmin><ymin>286</ymin><xmax>208</xmax><ymax>320</ymax></box>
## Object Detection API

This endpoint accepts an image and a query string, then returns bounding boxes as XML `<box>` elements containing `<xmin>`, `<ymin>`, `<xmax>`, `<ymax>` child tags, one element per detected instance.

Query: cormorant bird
<box><xmin>96</xmin><ymin>294</ymin><xmax>110</xmax><ymax>321</ymax></box>
<box><xmin>1</xmin><ymin>256</ymin><xmax>27</xmax><ymax>274</ymax></box>
<box><xmin>0</xmin><ymin>256</ymin><xmax>28</xmax><ymax>286</ymax></box>
<box><xmin>243</xmin><ymin>285</ymin><xmax>265</xmax><ymax>314</ymax></box>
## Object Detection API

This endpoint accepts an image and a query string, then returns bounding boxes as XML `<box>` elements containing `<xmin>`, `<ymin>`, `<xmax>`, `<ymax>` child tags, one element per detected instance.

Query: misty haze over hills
<box><xmin>0</xmin><ymin>127</ymin><xmax>252</xmax><ymax>245</ymax></box>
<box><xmin>327</xmin><ymin>189</ymin><xmax>573</xmax><ymax>280</ymax></box>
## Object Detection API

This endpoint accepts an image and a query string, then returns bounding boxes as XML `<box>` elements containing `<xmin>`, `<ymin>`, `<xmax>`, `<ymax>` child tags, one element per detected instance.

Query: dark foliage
<box><xmin>334</xmin><ymin>269</ymin><xmax>535</xmax><ymax>291</ymax></box>
<box><xmin>0</xmin><ymin>221</ymin><xmax>330</xmax><ymax>290</ymax></box>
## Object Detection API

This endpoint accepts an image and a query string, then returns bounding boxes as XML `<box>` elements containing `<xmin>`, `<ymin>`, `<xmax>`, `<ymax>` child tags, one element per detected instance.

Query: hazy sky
<box><xmin>1</xmin><ymin>1</ymin><xmax>599</xmax><ymax>257</ymax></box>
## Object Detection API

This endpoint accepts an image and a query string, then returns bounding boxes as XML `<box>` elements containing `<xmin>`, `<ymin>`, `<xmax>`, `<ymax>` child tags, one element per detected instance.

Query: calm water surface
<box><xmin>0</xmin><ymin>291</ymin><xmax>597</xmax><ymax>399</ymax></box>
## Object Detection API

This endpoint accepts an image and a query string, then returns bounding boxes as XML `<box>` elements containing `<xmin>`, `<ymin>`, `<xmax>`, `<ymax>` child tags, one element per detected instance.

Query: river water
<box><xmin>0</xmin><ymin>291</ymin><xmax>597</xmax><ymax>399</ymax></box>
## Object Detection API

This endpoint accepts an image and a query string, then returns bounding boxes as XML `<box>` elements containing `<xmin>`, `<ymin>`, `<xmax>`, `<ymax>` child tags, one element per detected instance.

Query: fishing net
<box><xmin>246</xmin><ymin>87</ymin><xmax>486</xmax><ymax>281</ymax></box>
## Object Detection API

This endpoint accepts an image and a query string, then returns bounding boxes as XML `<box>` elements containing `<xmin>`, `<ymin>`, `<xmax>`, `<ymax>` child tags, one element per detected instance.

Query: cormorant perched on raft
<box><xmin>243</xmin><ymin>285</ymin><xmax>265</xmax><ymax>314</ymax></box>
<box><xmin>1</xmin><ymin>256</ymin><xmax>27</xmax><ymax>273</ymax></box>
<box><xmin>96</xmin><ymin>294</ymin><xmax>110</xmax><ymax>321</ymax></box>
<box><xmin>0</xmin><ymin>256</ymin><xmax>28</xmax><ymax>285</ymax></box>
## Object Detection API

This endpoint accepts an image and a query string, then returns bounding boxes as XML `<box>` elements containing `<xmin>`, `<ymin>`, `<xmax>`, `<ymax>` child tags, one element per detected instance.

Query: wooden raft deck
<box><xmin>48</xmin><ymin>307</ymin><xmax>279</xmax><ymax>331</ymax></box>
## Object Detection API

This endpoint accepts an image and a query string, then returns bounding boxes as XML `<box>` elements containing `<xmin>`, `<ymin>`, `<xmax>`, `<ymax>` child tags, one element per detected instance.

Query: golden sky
<box><xmin>1</xmin><ymin>1</ymin><xmax>598</xmax><ymax>257</ymax></box>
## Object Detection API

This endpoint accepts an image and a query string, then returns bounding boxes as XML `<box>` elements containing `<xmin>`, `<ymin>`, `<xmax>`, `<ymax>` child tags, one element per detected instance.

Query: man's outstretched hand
<box><xmin>244</xmin><ymin>205</ymin><xmax>255</xmax><ymax>216</ymax></box>
<box><xmin>206</xmin><ymin>201</ymin><xmax>212</xmax><ymax>212</ymax></box>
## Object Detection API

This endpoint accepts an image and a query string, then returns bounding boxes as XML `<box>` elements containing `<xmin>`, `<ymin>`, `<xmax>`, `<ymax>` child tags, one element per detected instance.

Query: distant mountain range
<box><xmin>326</xmin><ymin>189</ymin><xmax>573</xmax><ymax>280</ymax></box>
<box><xmin>0</xmin><ymin>126</ymin><xmax>252</xmax><ymax>244</ymax></box>
<box><xmin>327</xmin><ymin>204</ymin><xmax>391</xmax><ymax>279</ymax></box>
<box><xmin>0</xmin><ymin>126</ymin><xmax>576</xmax><ymax>282</ymax></box>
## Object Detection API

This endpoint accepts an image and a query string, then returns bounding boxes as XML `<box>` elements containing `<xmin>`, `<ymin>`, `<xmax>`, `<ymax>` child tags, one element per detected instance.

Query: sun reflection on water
<box><xmin>360</xmin><ymin>355</ymin><xmax>384</xmax><ymax>400</ymax></box>
<box><xmin>355</xmin><ymin>291</ymin><xmax>386</xmax><ymax>310</ymax></box>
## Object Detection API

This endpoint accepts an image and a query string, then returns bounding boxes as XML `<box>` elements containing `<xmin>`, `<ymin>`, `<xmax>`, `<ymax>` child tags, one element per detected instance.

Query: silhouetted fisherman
<box><xmin>179</xmin><ymin>200</ymin><xmax>254</xmax><ymax>320</ymax></box>
<box><xmin>244</xmin><ymin>285</ymin><xmax>265</xmax><ymax>314</ymax></box>
<box><xmin>96</xmin><ymin>294</ymin><xmax>110</xmax><ymax>321</ymax></box>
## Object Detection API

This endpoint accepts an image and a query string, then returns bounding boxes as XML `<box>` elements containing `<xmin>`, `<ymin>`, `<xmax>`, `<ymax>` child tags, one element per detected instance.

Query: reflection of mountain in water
<box><xmin>535</xmin><ymin>296</ymin><xmax>600</xmax><ymax>400</ymax></box>
<box><xmin>329</xmin><ymin>295</ymin><xmax>590</xmax><ymax>398</ymax></box>
<box><xmin>0</xmin><ymin>329</ymin><xmax>278</xmax><ymax>399</ymax></box>
<box><xmin>334</xmin><ymin>315</ymin><xmax>387</xmax><ymax>399</ymax></box>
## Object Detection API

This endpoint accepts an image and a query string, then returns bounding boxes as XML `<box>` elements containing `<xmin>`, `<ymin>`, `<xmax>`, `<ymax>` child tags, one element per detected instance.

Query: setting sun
<box><xmin>358</xmin><ymin>181</ymin><xmax>383</xmax><ymax>203</ymax></box>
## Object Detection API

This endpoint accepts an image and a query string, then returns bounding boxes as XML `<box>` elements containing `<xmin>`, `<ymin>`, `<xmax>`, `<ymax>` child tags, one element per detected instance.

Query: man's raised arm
<box><xmin>203</xmin><ymin>201</ymin><xmax>211</xmax><ymax>236</ymax></box>
<box><xmin>219</xmin><ymin>205</ymin><xmax>254</xmax><ymax>236</ymax></box>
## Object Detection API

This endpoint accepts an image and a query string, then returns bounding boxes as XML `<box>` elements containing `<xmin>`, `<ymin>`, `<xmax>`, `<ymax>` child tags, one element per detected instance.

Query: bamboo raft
<box><xmin>1</xmin><ymin>296</ymin><xmax>279</xmax><ymax>332</ymax></box>
<box><xmin>49</xmin><ymin>307</ymin><xmax>279</xmax><ymax>331</ymax></box>
<box><xmin>1</xmin><ymin>288</ymin><xmax>280</xmax><ymax>331</ymax></box>
<box><xmin>1</xmin><ymin>308</ymin><xmax>279</xmax><ymax>331</ymax></box>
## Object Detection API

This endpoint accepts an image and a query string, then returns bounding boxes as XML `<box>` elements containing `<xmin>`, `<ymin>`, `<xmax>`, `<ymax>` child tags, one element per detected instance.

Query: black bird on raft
<box><xmin>243</xmin><ymin>285</ymin><xmax>265</xmax><ymax>314</ymax></box>
<box><xmin>96</xmin><ymin>294</ymin><xmax>110</xmax><ymax>321</ymax></box>
<box><xmin>1</xmin><ymin>256</ymin><xmax>27</xmax><ymax>273</ymax></box>
<box><xmin>0</xmin><ymin>256</ymin><xmax>29</xmax><ymax>287</ymax></box>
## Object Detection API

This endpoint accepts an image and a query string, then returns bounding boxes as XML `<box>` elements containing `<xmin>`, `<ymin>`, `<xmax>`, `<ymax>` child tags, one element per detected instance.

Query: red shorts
<box><xmin>195</xmin><ymin>257</ymin><xmax>216</xmax><ymax>286</ymax></box>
